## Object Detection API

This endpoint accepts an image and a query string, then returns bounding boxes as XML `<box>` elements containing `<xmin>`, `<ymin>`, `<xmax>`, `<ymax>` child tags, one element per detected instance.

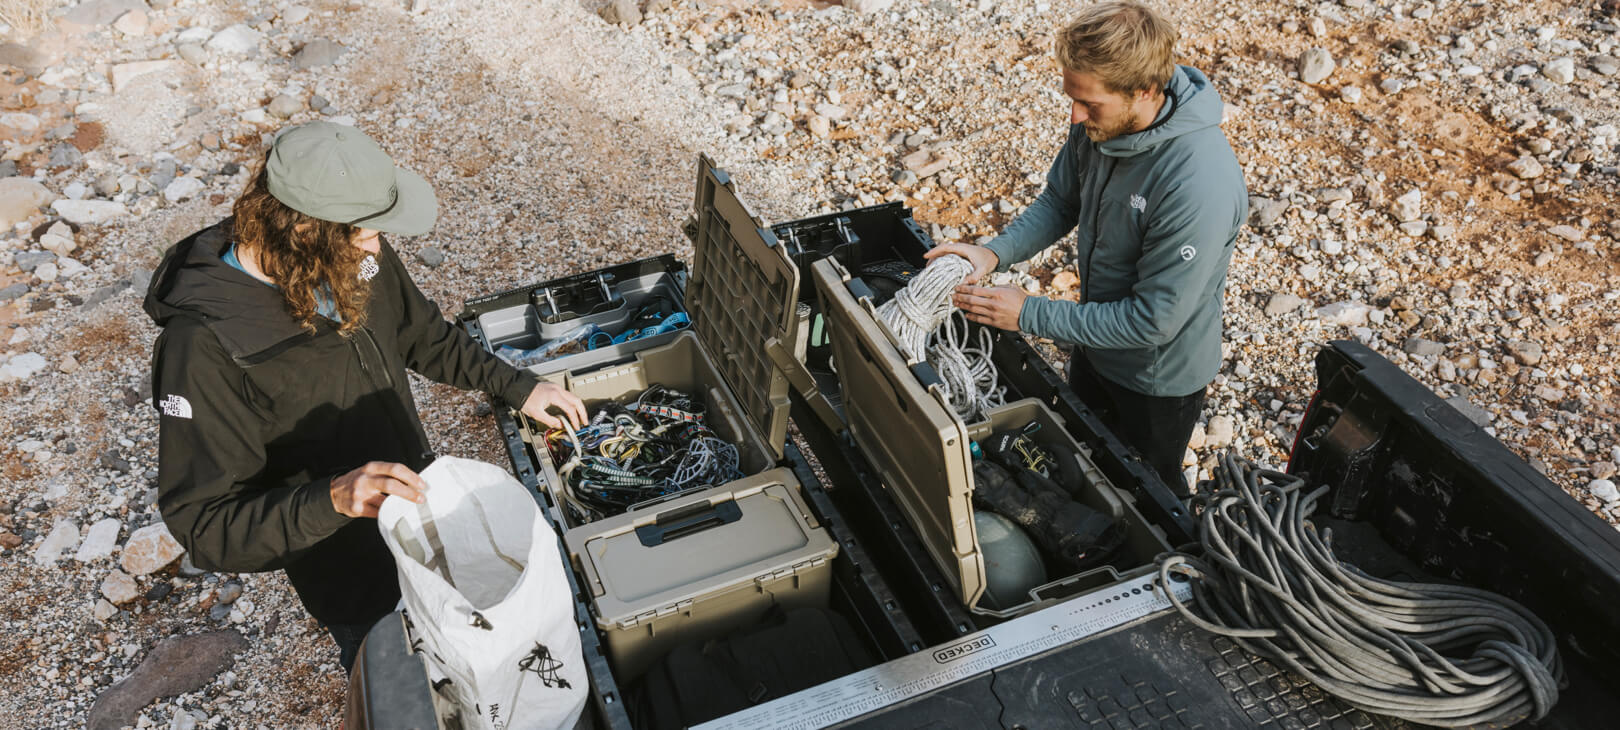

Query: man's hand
<box><xmin>953</xmin><ymin>284</ymin><xmax>1027</xmax><ymax>331</ymax></box>
<box><xmin>923</xmin><ymin>243</ymin><xmax>999</xmax><ymax>283</ymax></box>
<box><xmin>522</xmin><ymin>382</ymin><xmax>587</xmax><ymax>431</ymax></box>
<box><xmin>331</xmin><ymin>461</ymin><xmax>428</xmax><ymax>518</ymax></box>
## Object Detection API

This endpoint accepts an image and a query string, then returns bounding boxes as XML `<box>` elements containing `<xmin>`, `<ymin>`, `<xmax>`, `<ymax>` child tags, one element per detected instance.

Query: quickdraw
<box><xmin>544</xmin><ymin>385</ymin><xmax>743</xmax><ymax>522</ymax></box>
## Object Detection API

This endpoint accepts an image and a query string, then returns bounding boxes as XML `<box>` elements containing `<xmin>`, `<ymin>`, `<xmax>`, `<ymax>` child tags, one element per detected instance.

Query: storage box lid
<box><xmin>810</xmin><ymin>256</ymin><xmax>987</xmax><ymax>609</ymax></box>
<box><xmin>686</xmin><ymin>155</ymin><xmax>798</xmax><ymax>461</ymax></box>
<box><xmin>566</xmin><ymin>468</ymin><xmax>838</xmax><ymax>627</ymax></box>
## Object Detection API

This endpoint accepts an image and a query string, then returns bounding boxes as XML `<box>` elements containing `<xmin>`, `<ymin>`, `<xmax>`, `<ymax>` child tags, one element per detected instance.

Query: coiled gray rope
<box><xmin>875</xmin><ymin>254</ymin><xmax>1005</xmax><ymax>421</ymax></box>
<box><xmin>1157</xmin><ymin>454</ymin><xmax>1562</xmax><ymax>727</ymax></box>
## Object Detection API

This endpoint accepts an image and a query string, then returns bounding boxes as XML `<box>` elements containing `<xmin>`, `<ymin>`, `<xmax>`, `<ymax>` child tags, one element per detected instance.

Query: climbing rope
<box><xmin>875</xmin><ymin>254</ymin><xmax>1005</xmax><ymax>421</ymax></box>
<box><xmin>1157</xmin><ymin>455</ymin><xmax>1562</xmax><ymax>727</ymax></box>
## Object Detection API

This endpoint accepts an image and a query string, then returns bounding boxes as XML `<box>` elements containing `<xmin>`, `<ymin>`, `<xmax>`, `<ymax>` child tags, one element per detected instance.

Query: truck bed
<box><xmin>347</xmin><ymin>187</ymin><xmax>1620</xmax><ymax>729</ymax></box>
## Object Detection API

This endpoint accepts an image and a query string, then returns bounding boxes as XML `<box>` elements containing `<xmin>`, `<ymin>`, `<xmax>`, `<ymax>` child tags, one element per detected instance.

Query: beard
<box><xmin>1083</xmin><ymin>109</ymin><xmax>1142</xmax><ymax>143</ymax></box>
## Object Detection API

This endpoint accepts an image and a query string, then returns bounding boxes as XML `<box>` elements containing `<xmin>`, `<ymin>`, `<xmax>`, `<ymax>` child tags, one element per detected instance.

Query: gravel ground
<box><xmin>0</xmin><ymin>0</ymin><xmax>1616</xmax><ymax>727</ymax></box>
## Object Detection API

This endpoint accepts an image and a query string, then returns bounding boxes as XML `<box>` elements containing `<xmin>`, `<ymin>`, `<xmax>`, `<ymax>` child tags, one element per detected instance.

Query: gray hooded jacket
<box><xmin>986</xmin><ymin>65</ymin><xmax>1247</xmax><ymax>397</ymax></box>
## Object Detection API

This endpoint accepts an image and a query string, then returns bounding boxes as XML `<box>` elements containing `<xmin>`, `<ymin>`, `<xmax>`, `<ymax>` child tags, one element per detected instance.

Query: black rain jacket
<box><xmin>143</xmin><ymin>219</ymin><xmax>538</xmax><ymax>626</ymax></box>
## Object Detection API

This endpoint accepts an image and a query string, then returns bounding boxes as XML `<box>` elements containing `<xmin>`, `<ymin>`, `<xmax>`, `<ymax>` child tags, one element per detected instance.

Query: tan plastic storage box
<box><xmin>564</xmin><ymin>467</ymin><xmax>837</xmax><ymax>680</ymax></box>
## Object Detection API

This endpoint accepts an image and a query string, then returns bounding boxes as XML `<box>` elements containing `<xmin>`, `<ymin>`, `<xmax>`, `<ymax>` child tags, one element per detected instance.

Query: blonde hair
<box><xmin>1055</xmin><ymin>1</ymin><xmax>1178</xmax><ymax>96</ymax></box>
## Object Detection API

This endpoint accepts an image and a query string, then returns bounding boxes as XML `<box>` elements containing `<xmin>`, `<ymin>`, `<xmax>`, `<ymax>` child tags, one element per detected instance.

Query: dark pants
<box><xmin>1066</xmin><ymin>351</ymin><xmax>1206</xmax><ymax>497</ymax></box>
<box><xmin>327</xmin><ymin>621</ymin><xmax>372</xmax><ymax>675</ymax></box>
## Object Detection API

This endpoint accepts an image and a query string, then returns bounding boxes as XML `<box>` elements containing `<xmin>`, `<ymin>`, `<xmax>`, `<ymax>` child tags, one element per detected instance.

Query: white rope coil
<box><xmin>875</xmin><ymin>254</ymin><xmax>1005</xmax><ymax>421</ymax></box>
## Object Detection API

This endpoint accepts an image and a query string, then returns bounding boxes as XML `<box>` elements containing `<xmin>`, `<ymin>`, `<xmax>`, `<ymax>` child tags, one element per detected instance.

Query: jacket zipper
<box><xmin>1083</xmin><ymin>157</ymin><xmax>1120</xmax><ymax>305</ymax></box>
<box><xmin>354</xmin><ymin>327</ymin><xmax>394</xmax><ymax>389</ymax></box>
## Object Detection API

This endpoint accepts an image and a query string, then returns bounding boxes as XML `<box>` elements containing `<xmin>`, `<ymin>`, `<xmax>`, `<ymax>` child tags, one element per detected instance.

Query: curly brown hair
<box><xmin>231</xmin><ymin>156</ymin><xmax>373</xmax><ymax>334</ymax></box>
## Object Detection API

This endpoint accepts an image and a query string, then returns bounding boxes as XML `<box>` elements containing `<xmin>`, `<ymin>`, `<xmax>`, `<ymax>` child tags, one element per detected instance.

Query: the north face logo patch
<box><xmin>1130</xmin><ymin>194</ymin><xmax>1147</xmax><ymax>212</ymax></box>
<box><xmin>160</xmin><ymin>394</ymin><xmax>193</xmax><ymax>419</ymax></box>
<box><xmin>358</xmin><ymin>255</ymin><xmax>380</xmax><ymax>282</ymax></box>
<box><xmin>1179</xmin><ymin>245</ymin><xmax>1197</xmax><ymax>261</ymax></box>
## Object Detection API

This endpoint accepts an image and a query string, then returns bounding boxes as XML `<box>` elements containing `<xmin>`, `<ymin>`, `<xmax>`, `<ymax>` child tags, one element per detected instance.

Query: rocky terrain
<box><xmin>0</xmin><ymin>0</ymin><xmax>1615</xmax><ymax>727</ymax></box>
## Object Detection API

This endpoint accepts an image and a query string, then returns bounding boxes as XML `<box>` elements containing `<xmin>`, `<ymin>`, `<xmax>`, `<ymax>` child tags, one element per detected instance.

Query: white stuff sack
<box><xmin>379</xmin><ymin>456</ymin><xmax>587</xmax><ymax>730</ymax></box>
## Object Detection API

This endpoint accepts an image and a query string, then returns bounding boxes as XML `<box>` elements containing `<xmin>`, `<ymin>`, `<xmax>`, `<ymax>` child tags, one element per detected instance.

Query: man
<box><xmin>144</xmin><ymin>122</ymin><xmax>587</xmax><ymax>671</ymax></box>
<box><xmin>928</xmin><ymin>1</ymin><xmax>1247</xmax><ymax>496</ymax></box>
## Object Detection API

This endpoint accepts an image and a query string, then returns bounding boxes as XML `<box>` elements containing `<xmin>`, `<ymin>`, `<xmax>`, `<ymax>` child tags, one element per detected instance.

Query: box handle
<box><xmin>635</xmin><ymin>500</ymin><xmax>743</xmax><ymax>547</ymax></box>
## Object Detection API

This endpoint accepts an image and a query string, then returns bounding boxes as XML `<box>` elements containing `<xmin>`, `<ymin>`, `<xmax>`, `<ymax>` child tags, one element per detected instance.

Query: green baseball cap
<box><xmin>265</xmin><ymin>121</ymin><xmax>438</xmax><ymax>236</ymax></box>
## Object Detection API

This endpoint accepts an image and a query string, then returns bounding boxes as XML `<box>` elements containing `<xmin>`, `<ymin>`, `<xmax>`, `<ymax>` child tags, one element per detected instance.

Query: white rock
<box><xmin>1398</xmin><ymin>220</ymin><xmax>1428</xmax><ymax>237</ymax></box>
<box><xmin>205</xmin><ymin>24</ymin><xmax>263</xmax><ymax>56</ymax></box>
<box><xmin>1340</xmin><ymin>86</ymin><xmax>1363</xmax><ymax>104</ymax></box>
<box><xmin>63</xmin><ymin>182</ymin><xmax>89</xmax><ymax>200</ymax></box>
<box><xmin>175</xmin><ymin>26</ymin><xmax>213</xmax><ymax>44</ymax></box>
<box><xmin>120</xmin><ymin>523</ymin><xmax>185</xmax><ymax>576</ymax></box>
<box><xmin>40</xmin><ymin>233</ymin><xmax>75</xmax><ymax>256</ymax></box>
<box><xmin>40</xmin><ymin>223</ymin><xmax>75</xmax><ymax>257</ymax></box>
<box><xmin>110</xmin><ymin>60</ymin><xmax>178</xmax><ymax>92</ymax></box>
<box><xmin>0</xmin><ymin>352</ymin><xmax>49</xmax><ymax>381</ymax></box>
<box><xmin>93</xmin><ymin>599</ymin><xmax>117</xmax><ymax>621</ymax></box>
<box><xmin>1316</xmin><ymin>301</ymin><xmax>1373</xmax><ymax>327</ymax></box>
<box><xmin>845</xmin><ymin>0</ymin><xmax>895</xmax><ymax>14</ymax></box>
<box><xmin>0</xmin><ymin>112</ymin><xmax>40</xmax><ymax>131</ymax></box>
<box><xmin>113</xmin><ymin>8</ymin><xmax>148</xmax><ymax>36</ymax></box>
<box><xmin>1299</xmin><ymin>47</ymin><xmax>1336</xmax><ymax>84</ymax></box>
<box><xmin>163</xmin><ymin>176</ymin><xmax>205</xmax><ymax>203</ymax></box>
<box><xmin>813</xmin><ymin>103</ymin><xmax>848</xmax><ymax>120</ymax></box>
<box><xmin>1543</xmin><ymin>58</ymin><xmax>1576</xmax><ymax>84</ymax></box>
<box><xmin>284</xmin><ymin>6</ymin><xmax>313</xmax><ymax>24</ymax></box>
<box><xmin>35</xmin><ymin>262</ymin><xmax>58</xmax><ymax>282</ymax></box>
<box><xmin>34</xmin><ymin>519</ymin><xmax>81</xmax><ymax>566</ymax></box>
<box><xmin>0</xmin><ymin>177</ymin><xmax>55</xmax><ymax>227</ymax></box>
<box><xmin>1507</xmin><ymin>156</ymin><xmax>1544</xmax><ymax>179</ymax></box>
<box><xmin>1547</xmin><ymin>225</ymin><xmax>1584</xmax><ymax>242</ymax></box>
<box><xmin>76</xmin><ymin>518</ymin><xmax>122</xmax><ymax>561</ymax></box>
<box><xmin>1591</xmin><ymin>479</ymin><xmax>1619</xmax><ymax>504</ymax></box>
<box><xmin>1391</xmin><ymin>189</ymin><xmax>1422</xmax><ymax>222</ymax></box>
<box><xmin>807</xmin><ymin>115</ymin><xmax>831</xmax><ymax>138</ymax></box>
<box><xmin>1187</xmin><ymin>422</ymin><xmax>1206</xmax><ymax>450</ymax></box>
<box><xmin>1205</xmin><ymin>415</ymin><xmax>1236</xmax><ymax>450</ymax></box>
<box><xmin>240</xmin><ymin>108</ymin><xmax>268</xmax><ymax>124</ymax></box>
<box><xmin>101</xmin><ymin>569</ymin><xmax>139</xmax><ymax>604</ymax></box>
<box><xmin>56</xmin><ymin>257</ymin><xmax>87</xmax><ymax>278</ymax></box>
<box><xmin>52</xmin><ymin>199</ymin><xmax>129</xmax><ymax>225</ymax></box>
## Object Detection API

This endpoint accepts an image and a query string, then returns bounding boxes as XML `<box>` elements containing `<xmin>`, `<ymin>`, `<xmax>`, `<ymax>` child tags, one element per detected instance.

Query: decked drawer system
<box><xmin>442</xmin><ymin>155</ymin><xmax>1620</xmax><ymax>730</ymax></box>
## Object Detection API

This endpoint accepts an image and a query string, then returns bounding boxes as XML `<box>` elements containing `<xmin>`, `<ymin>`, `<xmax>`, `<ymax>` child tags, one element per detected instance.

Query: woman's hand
<box><xmin>331</xmin><ymin>461</ymin><xmax>428</xmax><ymax>518</ymax></box>
<box><xmin>522</xmin><ymin>382</ymin><xmax>588</xmax><ymax>431</ymax></box>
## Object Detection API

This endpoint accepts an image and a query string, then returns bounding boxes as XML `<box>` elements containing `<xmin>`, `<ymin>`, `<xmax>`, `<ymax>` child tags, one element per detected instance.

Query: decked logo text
<box><xmin>933</xmin><ymin>635</ymin><xmax>996</xmax><ymax>664</ymax></box>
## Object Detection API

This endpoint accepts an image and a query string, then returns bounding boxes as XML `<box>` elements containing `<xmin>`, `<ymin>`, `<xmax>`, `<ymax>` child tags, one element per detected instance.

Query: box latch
<box><xmin>620</xmin><ymin>598</ymin><xmax>694</xmax><ymax>629</ymax></box>
<box><xmin>754</xmin><ymin>557</ymin><xmax>827</xmax><ymax>589</ymax></box>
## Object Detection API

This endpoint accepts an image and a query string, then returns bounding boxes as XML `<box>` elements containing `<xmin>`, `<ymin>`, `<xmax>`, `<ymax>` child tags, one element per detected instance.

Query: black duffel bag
<box><xmin>629</xmin><ymin>606</ymin><xmax>875</xmax><ymax>729</ymax></box>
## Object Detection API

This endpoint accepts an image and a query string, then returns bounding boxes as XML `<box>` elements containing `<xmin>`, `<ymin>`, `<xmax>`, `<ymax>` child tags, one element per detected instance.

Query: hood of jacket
<box><xmin>1098</xmin><ymin>65</ymin><xmax>1225</xmax><ymax>159</ymax></box>
<box><xmin>143</xmin><ymin>219</ymin><xmax>315</xmax><ymax>361</ymax></box>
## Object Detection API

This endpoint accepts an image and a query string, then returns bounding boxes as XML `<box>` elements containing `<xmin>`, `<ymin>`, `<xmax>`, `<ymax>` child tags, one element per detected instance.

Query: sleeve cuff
<box><xmin>984</xmin><ymin>239</ymin><xmax>1016</xmax><ymax>273</ymax></box>
<box><xmin>500</xmin><ymin>370</ymin><xmax>542</xmax><ymax>411</ymax></box>
<box><xmin>1017</xmin><ymin>295</ymin><xmax>1048</xmax><ymax>338</ymax></box>
<box><xmin>302</xmin><ymin>475</ymin><xmax>351</xmax><ymax>534</ymax></box>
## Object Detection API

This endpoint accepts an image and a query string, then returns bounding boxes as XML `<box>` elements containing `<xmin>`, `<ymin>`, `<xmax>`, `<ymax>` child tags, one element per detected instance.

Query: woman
<box><xmin>143</xmin><ymin>121</ymin><xmax>585</xmax><ymax>671</ymax></box>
